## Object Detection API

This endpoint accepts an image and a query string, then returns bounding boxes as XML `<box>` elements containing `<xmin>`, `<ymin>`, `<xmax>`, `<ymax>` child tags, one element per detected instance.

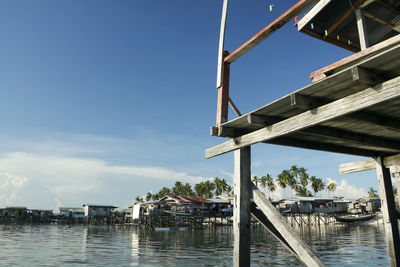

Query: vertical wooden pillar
<box><xmin>233</xmin><ymin>146</ymin><xmax>251</xmax><ymax>267</ymax></box>
<box><xmin>375</xmin><ymin>157</ymin><xmax>400</xmax><ymax>267</ymax></box>
<box><xmin>356</xmin><ymin>9</ymin><xmax>369</xmax><ymax>50</ymax></box>
<box><xmin>216</xmin><ymin>51</ymin><xmax>230</xmax><ymax>128</ymax></box>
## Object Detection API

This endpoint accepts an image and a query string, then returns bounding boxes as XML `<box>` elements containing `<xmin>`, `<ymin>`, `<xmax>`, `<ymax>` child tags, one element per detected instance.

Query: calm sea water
<box><xmin>0</xmin><ymin>223</ymin><xmax>389</xmax><ymax>266</ymax></box>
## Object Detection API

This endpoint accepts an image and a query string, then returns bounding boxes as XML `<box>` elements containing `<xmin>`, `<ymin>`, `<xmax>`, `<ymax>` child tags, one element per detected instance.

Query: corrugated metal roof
<box><xmin>298</xmin><ymin>0</ymin><xmax>400</xmax><ymax>51</ymax></box>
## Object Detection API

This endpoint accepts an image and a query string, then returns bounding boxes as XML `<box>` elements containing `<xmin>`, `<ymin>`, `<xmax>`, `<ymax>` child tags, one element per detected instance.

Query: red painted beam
<box><xmin>224</xmin><ymin>0</ymin><xmax>316</xmax><ymax>64</ymax></box>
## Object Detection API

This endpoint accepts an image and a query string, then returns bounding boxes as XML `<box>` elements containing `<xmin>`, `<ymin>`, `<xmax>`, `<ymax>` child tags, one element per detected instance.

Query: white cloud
<box><xmin>326</xmin><ymin>177</ymin><xmax>367</xmax><ymax>199</ymax></box>
<box><xmin>0</xmin><ymin>152</ymin><xmax>206</xmax><ymax>210</ymax></box>
<box><xmin>0</xmin><ymin>172</ymin><xmax>28</xmax><ymax>205</ymax></box>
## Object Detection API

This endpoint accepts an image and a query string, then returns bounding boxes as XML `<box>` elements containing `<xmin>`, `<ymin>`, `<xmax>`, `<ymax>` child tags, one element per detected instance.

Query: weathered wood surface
<box><xmin>297</xmin><ymin>0</ymin><xmax>332</xmax><ymax>30</ymax></box>
<box><xmin>252</xmin><ymin>184</ymin><xmax>325</xmax><ymax>267</ymax></box>
<box><xmin>216</xmin><ymin>0</ymin><xmax>229</xmax><ymax>88</ymax></box>
<box><xmin>375</xmin><ymin>157</ymin><xmax>400</xmax><ymax>267</ymax></box>
<box><xmin>339</xmin><ymin>154</ymin><xmax>400</xmax><ymax>174</ymax></box>
<box><xmin>206</xmin><ymin>75</ymin><xmax>400</xmax><ymax>158</ymax></box>
<box><xmin>356</xmin><ymin>9</ymin><xmax>369</xmax><ymax>50</ymax></box>
<box><xmin>310</xmin><ymin>34</ymin><xmax>400</xmax><ymax>82</ymax></box>
<box><xmin>233</xmin><ymin>147</ymin><xmax>251</xmax><ymax>267</ymax></box>
<box><xmin>212</xmin><ymin>43</ymin><xmax>400</xmax><ymax>134</ymax></box>
<box><xmin>224</xmin><ymin>0</ymin><xmax>316</xmax><ymax>64</ymax></box>
<box><xmin>216</xmin><ymin>55</ymin><xmax>230</xmax><ymax>127</ymax></box>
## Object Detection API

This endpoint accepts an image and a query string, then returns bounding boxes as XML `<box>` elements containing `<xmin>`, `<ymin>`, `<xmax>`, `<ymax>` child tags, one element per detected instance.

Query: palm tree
<box><xmin>316</xmin><ymin>179</ymin><xmax>326</xmax><ymax>196</ymax></box>
<box><xmin>277</xmin><ymin>171</ymin><xmax>288</xmax><ymax>198</ymax></box>
<box><xmin>182</xmin><ymin>183</ymin><xmax>194</xmax><ymax>196</ymax></box>
<box><xmin>259</xmin><ymin>175</ymin><xmax>268</xmax><ymax>195</ymax></box>
<box><xmin>203</xmin><ymin>180</ymin><xmax>216</xmax><ymax>198</ymax></box>
<box><xmin>252</xmin><ymin>175</ymin><xmax>260</xmax><ymax>187</ymax></box>
<box><xmin>152</xmin><ymin>193</ymin><xmax>160</xmax><ymax>201</ymax></box>
<box><xmin>214</xmin><ymin>177</ymin><xmax>228</xmax><ymax>196</ymax></box>
<box><xmin>299</xmin><ymin>167</ymin><xmax>309</xmax><ymax>188</ymax></box>
<box><xmin>135</xmin><ymin>196</ymin><xmax>142</xmax><ymax>203</ymax></box>
<box><xmin>195</xmin><ymin>182</ymin><xmax>205</xmax><ymax>197</ymax></box>
<box><xmin>266</xmin><ymin>174</ymin><xmax>276</xmax><ymax>199</ymax></box>
<box><xmin>145</xmin><ymin>192</ymin><xmax>153</xmax><ymax>202</ymax></box>
<box><xmin>327</xmin><ymin>182</ymin><xmax>337</xmax><ymax>197</ymax></box>
<box><xmin>157</xmin><ymin>187</ymin><xmax>171</xmax><ymax>198</ymax></box>
<box><xmin>172</xmin><ymin>181</ymin><xmax>184</xmax><ymax>195</ymax></box>
<box><xmin>368</xmin><ymin>187</ymin><xmax>379</xmax><ymax>198</ymax></box>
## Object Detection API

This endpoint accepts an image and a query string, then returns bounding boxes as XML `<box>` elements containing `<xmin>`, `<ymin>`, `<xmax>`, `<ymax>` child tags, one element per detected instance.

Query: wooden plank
<box><xmin>351</xmin><ymin>66</ymin><xmax>385</xmax><ymax>86</ymax></box>
<box><xmin>250</xmin><ymin>203</ymin><xmax>295</xmax><ymax>254</ymax></box>
<box><xmin>375</xmin><ymin>157</ymin><xmax>400</xmax><ymax>267</ymax></box>
<box><xmin>297</xmin><ymin>0</ymin><xmax>332</xmax><ymax>31</ymax></box>
<box><xmin>310</xmin><ymin>34</ymin><xmax>400</xmax><ymax>82</ymax></box>
<box><xmin>216</xmin><ymin>58</ymin><xmax>230</xmax><ymax>127</ymax></box>
<box><xmin>233</xmin><ymin>147</ymin><xmax>251</xmax><ymax>267</ymax></box>
<box><xmin>224</xmin><ymin>0</ymin><xmax>316</xmax><ymax>64</ymax></box>
<box><xmin>339</xmin><ymin>154</ymin><xmax>400</xmax><ymax>174</ymax></box>
<box><xmin>301</xmin><ymin>125</ymin><xmax>400</xmax><ymax>151</ymax></box>
<box><xmin>205</xmin><ymin>75</ymin><xmax>400</xmax><ymax>159</ymax></box>
<box><xmin>356</xmin><ymin>9</ymin><xmax>369</xmax><ymax>50</ymax></box>
<box><xmin>252</xmin><ymin>184</ymin><xmax>325</xmax><ymax>267</ymax></box>
<box><xmin>216</xmin><ymin>0</ymin><xmax>229</xmax><ymax>88</ymax></box>
<box><xmin>268</xmin><ymin>136</ymin><xmax>381</xmax><ymax>157</ymax></box>
<box><xmin>346</xmin><ymin>111</ymin><xmax>400</xmax><ymax>132</ymax></box>
<box><xmin>339</xmin><ymin>159</ymin><xmax>376</xmax><ymax>174</ymax></box>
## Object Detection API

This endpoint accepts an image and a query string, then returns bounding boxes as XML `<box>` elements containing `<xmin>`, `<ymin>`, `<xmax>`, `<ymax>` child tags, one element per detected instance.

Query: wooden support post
<box><xmin>356</xmin><ymin>9</ymin><xmax>369</xmax><ymax>50</ymax></box>
<box><xmin>375</xmin><ymin>157</ymin><xmax>400</xmax><ymax>267</ymax></box>
<box><xmin>252</xmin><ymin>184</ymin><xmax>325</xmax><ymax>266</ymax></box>
<box><xmin>233</xmin><ymin>146</ymin><xmax>251</xmax><ymax>267</ymax></box>
<box><xmin>216</xmin><ymin>52</ymin><xmax>230</xmax><ymax>128</ymax></box>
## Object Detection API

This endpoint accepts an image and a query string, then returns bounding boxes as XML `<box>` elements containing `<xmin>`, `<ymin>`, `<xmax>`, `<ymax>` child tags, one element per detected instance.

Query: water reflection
<box><xmin>0</xmin><ymin>224</ymin><xmax>390</xmax><ymax>266</ymax></box>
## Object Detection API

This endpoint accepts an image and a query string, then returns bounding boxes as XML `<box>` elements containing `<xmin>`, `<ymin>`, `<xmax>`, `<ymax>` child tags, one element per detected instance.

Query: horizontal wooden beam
<box><xmin>267</xmin><ymin>137</ymin><xmax>380</xmax><ymax>157</ymax></box>
<box><xmin>346</xmin><ymin>111</ymin><xmax>400</xmax><ymax>132</ymax></box>
<box><xmin>205</xmin><ymin>75</ymin><xmax>400</xmax><ymax>158</ymax></box>
<box><xmin>224</xmin><ymin>0</ymin><xmax>316</xmax><ymax>64</ymax></box>
<box><xmin>310</xmin><ymin>34</ymin><xmax>400</xmax><ymax>82</ymax></box>
<box><xmin>302</xmin><ymin>125</ymin><xmax>400</xmax><ymax>151</ymax></box>
<box><xmin>339</xmin><ymin>154</ymin><xmax>400</xmax><ymax>174</ymax></box>
<box><xmin>247</xmin><ymin>114</ymin><xmax>283</xmax><ymax>126</ymax></box>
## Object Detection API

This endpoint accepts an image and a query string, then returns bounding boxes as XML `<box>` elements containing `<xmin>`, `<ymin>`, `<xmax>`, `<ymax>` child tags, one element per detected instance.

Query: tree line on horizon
<box><xmin>134</xmin><ymin>165</ymin><xmax>383</xmax><ymax>203</ymax></box>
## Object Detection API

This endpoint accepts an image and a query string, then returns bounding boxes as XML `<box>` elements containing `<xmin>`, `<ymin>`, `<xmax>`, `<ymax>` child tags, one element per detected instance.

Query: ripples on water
<box><xmin>0</xmin><ymin>224</ymin><xmax>389</xmax><ymax>266</ymax></box>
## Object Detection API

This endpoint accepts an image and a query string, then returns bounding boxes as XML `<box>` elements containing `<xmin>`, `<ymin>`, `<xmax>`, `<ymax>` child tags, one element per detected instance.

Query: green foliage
<box><xmin>368</xmin><ymin>187</ymin><xmax>379</xmax><ymax>198</ymax></box>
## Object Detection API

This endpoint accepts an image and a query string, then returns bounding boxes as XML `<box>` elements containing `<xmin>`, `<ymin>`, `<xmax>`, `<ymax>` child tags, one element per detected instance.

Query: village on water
<box><xmin>1</xmin><ymin>165</ymin><xmax>399</xmax><ymax>229</ymax></box>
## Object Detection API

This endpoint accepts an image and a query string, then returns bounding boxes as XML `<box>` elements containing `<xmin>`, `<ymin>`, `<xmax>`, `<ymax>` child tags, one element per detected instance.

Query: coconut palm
<box><xmin>266</xmin><ymin>174</ymin><xmax>276</xmax><ymax>199</ymax></box>
<box><xmin>368</xmin><ymin>187</ymin><xmax>379</xmax><ymax>198</ymax></box>
<box><xmin>158</xmin><ymin>187</ymin><xmax>171</xmax><ymax>198</ymax></box>
<box><xmin>135</xmin><ymin>196</ymin><xmax>142</xmax><ymax>203</ymax></box>
<box><xmin>327</xmin><ymin>182</ymin><xmax>337</xmax><ymax>197</ymax></box>
<box><xmin>203</xmin><ymin>180</ymin><xmax>216</xmax><ymax>198</ymax></box>
<box><xmin>172</xmin><ymin>181</ymin><xmax>184</xmax><ymax>195</ymax></box>
<box><xmin>252</xmin><ymin>175</ymin><xmax>260</xmax><ymax>187</ymax></box>
<box><xmin>259</xmin><ymin>175</ymin><xmax>268</xmax><ymax>194</ymax></box>
<box><xmin>145</xmin><ymin>192</ymin><xmax>153</xmax><ymax>202</ymax></box>
<box><xmin>214</xmin><ymin>177</ymin><xmax>228</xmax><ymax>196</ymax></box>
<box><xmin>316</xmin><ymin>179</ymin><xmax>326</xmax><ymax>196</ymax></box>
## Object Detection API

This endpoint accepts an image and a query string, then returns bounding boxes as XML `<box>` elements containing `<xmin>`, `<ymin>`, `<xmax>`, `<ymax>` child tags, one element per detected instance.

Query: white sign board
<box><xmin>132</xmin><ymin>204</ymin><xmax>141</xmax><ymax>220</ymax></box>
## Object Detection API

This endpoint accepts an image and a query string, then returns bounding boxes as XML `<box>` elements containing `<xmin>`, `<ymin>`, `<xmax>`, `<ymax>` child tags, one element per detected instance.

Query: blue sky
<box><xmin>0</xmin><ymin>0</ymin><xmax>378</xmax><ymax>210</ymax></box>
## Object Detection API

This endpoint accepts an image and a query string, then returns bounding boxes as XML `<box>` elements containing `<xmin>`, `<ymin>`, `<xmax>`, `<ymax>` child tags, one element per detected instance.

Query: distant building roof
<box><xmin>82</xmin><ymin>204</ymin><xmax>118</xmax><ymax>208</ymax></box>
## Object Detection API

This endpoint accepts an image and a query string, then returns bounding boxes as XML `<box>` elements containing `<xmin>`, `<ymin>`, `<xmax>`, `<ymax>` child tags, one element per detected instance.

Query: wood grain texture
<box><xmin>206</xmin><ymin>75</ymin><xmax>400</xmax><ymax>158</ymax></box>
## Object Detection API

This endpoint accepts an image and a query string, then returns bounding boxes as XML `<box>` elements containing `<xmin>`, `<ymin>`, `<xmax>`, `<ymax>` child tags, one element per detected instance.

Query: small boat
<box><xmin>335</xmin><ymin>213</ymin><xmax>376</xmax><ymax>223</ymax></box>
<box><xmin>154</xmin><ymin>227</ymin><xmax>186</xmax><ymax>231</ymax></box>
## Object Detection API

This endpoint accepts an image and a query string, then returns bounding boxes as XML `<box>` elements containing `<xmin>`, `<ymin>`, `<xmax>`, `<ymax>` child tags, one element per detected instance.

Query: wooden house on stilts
<box><xmin>208</xmin><ymin>0</ymin><xmax>400</xmax><ymax>266</ymax></box>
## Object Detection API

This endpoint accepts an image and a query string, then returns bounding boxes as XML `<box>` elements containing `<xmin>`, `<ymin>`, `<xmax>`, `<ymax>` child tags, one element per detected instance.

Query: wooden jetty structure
<box><xmin>208</xmin><ymin>0</ymin><xmax>400</xmax><ymax>266</ymax></box>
